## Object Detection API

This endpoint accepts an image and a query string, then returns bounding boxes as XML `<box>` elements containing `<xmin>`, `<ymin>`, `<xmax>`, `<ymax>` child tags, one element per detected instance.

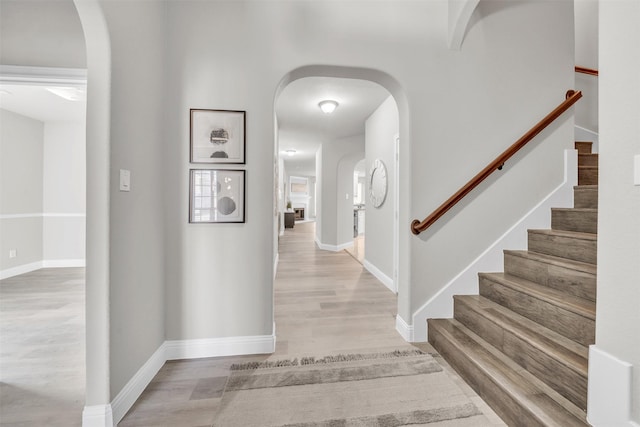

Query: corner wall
<box><xmin>588</xmin><ymin>2</ymin><xmax>640</xmax><ymax>425</ymax></box>
<box><xmin>0</xmin><ymin>109</ymin><xmax>44</xmax><ymax>275</ymax></box>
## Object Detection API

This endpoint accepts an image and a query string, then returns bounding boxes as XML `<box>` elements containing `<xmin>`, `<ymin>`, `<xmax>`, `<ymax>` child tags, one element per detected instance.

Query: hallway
<box><xmin>118</xmin><ymin>221</ymin><xmax>504</xmax><ymax>426</ymax></box>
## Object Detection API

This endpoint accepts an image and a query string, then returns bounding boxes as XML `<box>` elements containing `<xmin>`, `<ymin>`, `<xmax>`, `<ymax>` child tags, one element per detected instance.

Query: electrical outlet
<box><xmin>9</xmin><ymin>249</ymin><xmax>17</xmax><ymax>259</ymax></box>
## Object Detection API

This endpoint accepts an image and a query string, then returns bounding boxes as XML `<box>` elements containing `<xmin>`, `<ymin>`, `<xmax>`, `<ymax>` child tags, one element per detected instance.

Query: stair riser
<box><xmin>574</xmin><ymin>189</ymin><xmax>597</xmax><ymax>209</ymax></box>
<box><xmin>454</xmin><ymin>299</ymin><xmax>588</xmax><ymax>409</ymax></box>
<box><xmin>551</xmin><ymin>210</ymin><xmax>597</xmax><ymax>234</ymax></box>
<box><xmin>479</xmin><ymin>277</ymin><xmax>595</xmax><ymax>346</ymax></box>
<box><xmin>578</xmin><ymin>154</ymin><xmax>598</xmax><ymax>167</ymax></box>
<box><xmin>428</xmin><ymin>322</ymin><xmax>548</xmax><ymax>427</ymax></box>
<box><xmin>578</xmin><ymin>167</ymin><xmax>598</xmax><ymax>185</ymax></box>
<box><xmin>528</xmin><ymin>232</ymin><xmax>597</xmax><ymax>265</ymax></box>
<box><xmin>504</xmin><ymin>253</ymin><xmax>596</xmax><ymax>301</ymax></box>
<box><xmin>574</xmin><ymin>142</ymin><xmax>593</xmax><ymax>154</ymax></box>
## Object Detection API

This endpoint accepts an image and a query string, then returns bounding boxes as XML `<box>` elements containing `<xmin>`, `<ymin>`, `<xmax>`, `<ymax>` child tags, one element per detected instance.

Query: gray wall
<box><xmin>365</xmin><ymin>96</ymin><xmax>398</xmax><ymax>281</ymax></box>
<box><xmin>574</xmin><ymin>0</ymin><xmax>598</xmax><ymax>137</ymax></box>
<box><xmin>0</xmin><ymin>0</ymin><xmax>86</xmax><ymax>68</ymax></box>
<box><xmin>0</xmin><ymin>109</ymin><xmax>44</xmax><ymax>271</ymax></box>
<box><xmin>316</xmin><ymin>135</ymin><xmax>365</xmax><ymax>247</ymax></box>
<box><xmin>597</xmin><ymin>1</ymin><xmax>640</xmax><ymax>423</ymax></box>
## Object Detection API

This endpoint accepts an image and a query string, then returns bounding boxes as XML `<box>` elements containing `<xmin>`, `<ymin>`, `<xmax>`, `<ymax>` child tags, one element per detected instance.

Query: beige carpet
<box><xmin>213</xmin><ymin>351</ymin><xmax>496</xmax><ymax>427</ymax></box>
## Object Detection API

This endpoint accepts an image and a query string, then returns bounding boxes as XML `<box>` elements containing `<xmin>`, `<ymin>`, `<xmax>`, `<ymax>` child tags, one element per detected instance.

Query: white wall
<box><xmin>0</xmin><ymin>0</ymin><xmax>86</xmax><ymax>68</ymax></box>
<box><xmin>365</xmin><ymin>96</ymin><xmax>398</xmax><ymax>281</ymax></box>
<box><xmin>0</xmin><ymin>109</ymin><xmax>44</xmax><ymax>272</ymax></box>
<box><xmin>574</xmin><ymin>0</ymin><xmax>599</xmax><ymax>139</ymax></box>
<box><xmin>589</xmin><ymin>2</ymin><xmax>640</xmax><ymax>425</ymax></box>
<box><xmin>43</xmin><ymin>122</ymin><xmax>86</xmax><ymax>262</ymax></box>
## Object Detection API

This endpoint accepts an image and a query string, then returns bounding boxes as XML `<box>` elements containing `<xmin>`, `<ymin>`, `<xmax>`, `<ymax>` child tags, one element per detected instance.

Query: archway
<box><xmin>273</xmin><ymin>65</ymin><xmax>411</xmax><ymax>345</ymax></box>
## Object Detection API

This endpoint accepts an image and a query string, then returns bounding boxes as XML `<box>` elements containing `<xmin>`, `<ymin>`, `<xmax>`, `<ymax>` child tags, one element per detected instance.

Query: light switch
<box><xmin>634</xmin><ymin>155</ymin><xmax>640</xmax><ymax>186</ymax></box>
<box><xmin>120</xmin><ymin>169</ymin><xmax>131</xmax><ymax>192</ymax></box>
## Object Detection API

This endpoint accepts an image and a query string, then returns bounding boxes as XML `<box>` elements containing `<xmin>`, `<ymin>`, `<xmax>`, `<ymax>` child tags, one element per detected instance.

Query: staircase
<box><xmin>428</xmin><ymin>141</ymin><xmax>597</xmax><ymax>427</ymax></box>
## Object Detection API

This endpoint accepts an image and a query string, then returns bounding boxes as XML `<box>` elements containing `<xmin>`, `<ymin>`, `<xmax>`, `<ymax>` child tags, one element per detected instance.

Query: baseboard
<box><xmin>587</xmin><ymin>345</ymin><xmax>636</xmax><ymax>427</ymax></box>
<box><xmin>110</xmin><ymin>343</ymin><xmax>167</xmax><ymax>425</ymax></box>
<box><xmin>395</xmin><ymin>315</ymin><xmax>413</xmax><ymax>342</ymax></box>
<box><xmin>363</xmin><ymin>259</ymin><xmax>395</xmax><ymax>293</ymax></box>
<box><xmin>0</xmin><ymin>261</ymin><xmax>42</xmax><ymax>280</ymax></box>
<box><xmin>81</xmin><ymin>404</ymin><xmax>113</xmax><ymax>427</ymax></box>
<box><xmin>411</xmin><ymin>149</ymin><xmax>577</xmax><ymax>342</ymax></box>
<box><xmin>273</xmin><ymin>252</ymin><xmax>279</xmax><ymax>281</ymax></box>
<box><xmin>43</xmin><ymin>259</ymin><xmax>86</xmax><ymax>268</ymax></box>
<box><xmin>165</xmin><ymin>333</ymin><xmax>276</xmax><ymax>361</ymax></box>
<box><xmin>1</xmin><ymin>259</ymin><xmax>86</xmax><ymax>280</ymax></box>
<box><xmin>314</xmin><ymin>236</ymin><xmax>354</xmax><ymax>252</ymax></box>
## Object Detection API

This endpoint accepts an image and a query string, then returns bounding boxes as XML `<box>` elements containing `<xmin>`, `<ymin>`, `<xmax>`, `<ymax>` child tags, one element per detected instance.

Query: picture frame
<box><xmin>190</xmin><ymin>109</ymin><xmax>246</xmax><ymax>164</ymax></box>
<box><xmin>189</xmin><ymin>169</ymin><xmax>246</xmax><ymax>223</ymax></box>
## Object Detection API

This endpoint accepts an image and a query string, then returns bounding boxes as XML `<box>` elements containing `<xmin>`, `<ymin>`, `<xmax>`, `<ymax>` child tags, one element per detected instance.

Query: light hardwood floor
<box><xmin>0</xmin><ymin>268</ymin><xmax>85</xmax><ymax>426</ymax></box>
<box><xmin>1</xmin><ymin>223</ymin><xmax>505</xmax><ymax>426</ymax></box>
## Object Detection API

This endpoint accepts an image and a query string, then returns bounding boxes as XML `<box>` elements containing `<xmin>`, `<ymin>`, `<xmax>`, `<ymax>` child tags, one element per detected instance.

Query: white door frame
<box><xmin>393</xmin><ymin>134</ymin><xmax>400</xmax><ymax>294</ymax></box>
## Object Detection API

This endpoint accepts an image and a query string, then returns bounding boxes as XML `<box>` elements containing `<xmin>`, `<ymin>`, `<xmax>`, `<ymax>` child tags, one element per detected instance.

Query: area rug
<box><xmin>212</xmin><ymin>350</ymin><xmax>494</xmax><ymax>427</ymax></box>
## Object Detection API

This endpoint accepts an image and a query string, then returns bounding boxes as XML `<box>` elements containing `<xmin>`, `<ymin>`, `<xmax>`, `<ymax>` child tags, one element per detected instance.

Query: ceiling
<box><xmin>0</xmin><ymin>83</ymin><xmax>86</xmax><ymax>122</ymax></box>
<box><xmin>276</xmin><ymin>77</ymin><xmax>390</xmax><ymax>177</ymax></box>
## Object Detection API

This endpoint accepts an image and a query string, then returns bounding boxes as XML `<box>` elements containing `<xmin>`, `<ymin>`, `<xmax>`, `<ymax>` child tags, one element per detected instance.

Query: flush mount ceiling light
<box><xmin>285</xmin><ymin>149</ymin><xmax>297</xmax><ymax>157</ymax></box>
<box><xmin>318</xmin><ymin>100</ymin><xmax>339</xmax><ymax>114</ymax></box>
<box><xmin>46</xmin><ymin>87</ymin><xmax>85</xmax><ymax>102</ymax></box>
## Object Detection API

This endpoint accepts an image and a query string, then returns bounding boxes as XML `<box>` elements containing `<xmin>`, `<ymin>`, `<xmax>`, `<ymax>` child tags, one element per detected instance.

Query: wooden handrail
<box><xmin>575</xmin><ymin>66</ymin><xmax>598</xmax><ymax>76</ymax></box>
<box><xmin>411</xmin><ymin>90</ymin><xmax>583</xmax><ymax>235</ymax></box>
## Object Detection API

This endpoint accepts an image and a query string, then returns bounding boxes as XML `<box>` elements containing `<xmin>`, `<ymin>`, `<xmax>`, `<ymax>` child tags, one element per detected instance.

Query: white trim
<box><xmin>81</xmin><ymin>404</ymin><xmax>113</xmax><ymax>427</ymax></box>
<box><xmin>314</xmin><ymin>236</ymin><xmax>354</xmax><ymax>252</ymax></box>
<box><xmin>1</xmin><ymin>259</ymin><xmax>86</xmax><ymax>279</ymax></box>
<box><xmin>273</xmin><ymin>252</ymin><xmax>280</xmax><ymax>281</ymax></box>
<box><xmin>0</xmin><ymin>262</ymin><xmax>43</xmax><ymax>280</ymax></box>
<box><xmin>42</xmin><ymin>259</ymin><xmax>86</xmax><ymax>268</ymax></box>
<box><xmin>411</xmin><ymin>149</ymin><xmax>578</xmax><ymax>342</ymax></box>
<box><xmin>0</xmin><ymin>65</ymin><xmax>87</xmax><ymax>87</ymax></box>
<box><xmin>587</xmin><ymin>345</ymin><xmax>636</xmax><ymax>427</ymax></box>
<box><xmin>395</xmin><ymin>315</ymin><xmax>414</xmax><ymax>342</ymax></box>
<box><xmin>575</xmin><ymin>125</ymin><xmax>599</xmax><ymax>153</ymax></box>
<box><xmin>363</xmin><ymin>259</ymin><xmax>395</xmax><ymax>293</ymax></box>
<box><xmin>0</xmin><ymin>213</ymin><xmax>86</xmax><ymax>219</ymax></box>
<box><xmin>111</xmin><ymin>343</ymin><xmax>167</xmax><ymax>425</ymax></box>
<box><xmin>165</xmin><ymin>334</ymin><xmax>276</xmax><ymax>361</ymax></box>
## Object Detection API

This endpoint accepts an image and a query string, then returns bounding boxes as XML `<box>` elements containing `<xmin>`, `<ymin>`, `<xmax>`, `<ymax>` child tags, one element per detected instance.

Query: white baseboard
<box><xmin>410</xmin><ymin>149</ymin><xmax>577</xmax><ymax>342</ymax></box>
<box><xmin>363</xmin><ymin>259</ymin><xmax>395</xmax><ymax>293</ymax></box>
<box><xmin>273</xmin><ymin>252</ymin><xmax>279</xmax><ymax>281</ymax></box>
<box><xmin>587</xmin><ymin>345</ymin><xmax>636</xmax><ymax>427</ymax></box>
<box><xmin>1</xmin><ymin>259</ymin><xmax>86</xmax><ymax>280</ymax></box>
<box><xmin>0</xmin><ymin>261</ymin><xmax>42</xmax><ymax>280</ymax></box>
<box><xmin>395</xmin><ymin>315</ymin><xmax>414</xmax><ymax>342</ymax></box>
<box><xmin>165</xmin><ymin>334</ymin><xmax>276</xmax><ymax>361</ymax></box>
<box><xmin>82</xmin><ymin>404</ymin><xmax>113</xmax><ymax>427</ymax></box>
<box><xmin>85</xmin><ymin>332</ymin><xmax>276</xmax><ymax>426</ymax></box>
<box><xmin>43</xmin><ymin>259</ymin><xmax>86</xmax><ymax>268</ymax></box>
<box><xmin>110</xmin><ymin>343</ymin><xmax>167</xmax><ymax>425</ymax></box>
<box><xmin>314</xmin><ymin>236</ymin><xmax>354</xmax><ymax>252</ymax></box>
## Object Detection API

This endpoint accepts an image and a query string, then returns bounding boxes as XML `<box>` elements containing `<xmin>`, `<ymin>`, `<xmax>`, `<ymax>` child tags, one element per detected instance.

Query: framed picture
<box><xmin>190</xmin><ymin>109</ymin><xmax>245</xmax><ymax>164</ymax></box>
<box><xmin>189</xmin><ymin>169</ymin><xmax>246</xmax><ymax>223</ymax></box>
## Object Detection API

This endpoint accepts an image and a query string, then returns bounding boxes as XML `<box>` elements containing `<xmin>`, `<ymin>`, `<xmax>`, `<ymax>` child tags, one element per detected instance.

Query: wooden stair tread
<box><xmin>551</xmin><ymin>208</ymin><xmax>597</xmax><ymax>213</ymax></box>
<box><xmin>479</xmin><ymin>272</ymin><xmax>595</xmax><ymax>320</ymax></box>
<box><xmin>455</xmin><ymin>295</ymin><xmax>589</xmax><ymax>369</ymax></box>
<box><xmin>528</xmin><ymin>228</ymin><xmax>597</xmax><ymax>241</ymax></box>
<box><xmin>429</xmin><ymin>319</ymin><xmax>589</xmax><ymax>426</ymax></box>
<box><xmin>573</xmin><ymin>185</ymin><xmax>598</xmax><ymax>190</ymax></box>
<box><xmin>503</xmin><ymin>250</ymin><xmax>596</xmax><ymax>276</ymax></box>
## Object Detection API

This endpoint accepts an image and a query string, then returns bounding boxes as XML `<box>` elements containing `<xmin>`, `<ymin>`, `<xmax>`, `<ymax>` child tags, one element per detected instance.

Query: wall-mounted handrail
<box><xmin>411</xmin><ymin>90</ymin><xmax>583</xmax><ymax>236</ymax></box>
<box><xmin>575</xmin><ymin>66</ymin><xmax>598</xmax><ymax>76</ymax></box>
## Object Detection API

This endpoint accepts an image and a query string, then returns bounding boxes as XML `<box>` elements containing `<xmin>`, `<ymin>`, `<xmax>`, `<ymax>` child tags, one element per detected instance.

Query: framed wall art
<box><xmin>189</xmin><ymin>169</ymin><xmax>246</xmax><ymax>223</ymax></box>
<box><xmin>190</xmin><ymin>109</ymin><xmax>245</xmax><ymax>164</ymax></box>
